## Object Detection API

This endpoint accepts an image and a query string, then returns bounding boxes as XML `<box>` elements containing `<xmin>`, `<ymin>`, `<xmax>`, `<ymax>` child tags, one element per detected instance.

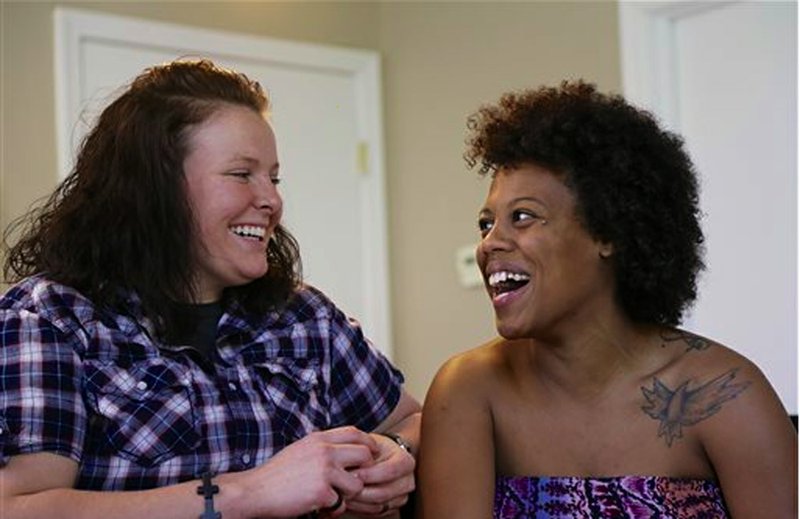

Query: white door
<box><xmin>619</xmin><ymin>1</ymin><xmax>797</xmax><ymax>412</ymax></box>
<box><xmin>54</xmin><ymin>7</ymin><xmax>393</xmax><ymax>356</ymax></box>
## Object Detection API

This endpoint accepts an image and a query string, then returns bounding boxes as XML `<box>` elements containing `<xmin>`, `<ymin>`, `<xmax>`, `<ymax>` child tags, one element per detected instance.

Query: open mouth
<box><xmin>230</xmin><ymin>225</ymin><xmax>266</xmax><ymax>242</ymax></box>
<box><xmin>487</xmin><ymin>270</ymin><xmax>531</xmax><ymax>298</ymax></box>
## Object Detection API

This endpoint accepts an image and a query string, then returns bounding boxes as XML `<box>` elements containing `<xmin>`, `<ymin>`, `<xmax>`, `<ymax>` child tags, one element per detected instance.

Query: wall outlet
<box><xmin>455</xmin><ymin>244</ymin><xmax>483</xmax><ymax>289</ymax></box>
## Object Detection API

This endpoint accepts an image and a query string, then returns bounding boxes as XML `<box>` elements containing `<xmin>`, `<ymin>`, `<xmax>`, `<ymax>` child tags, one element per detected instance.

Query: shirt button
<box><xmin>228</xmin><ymin>382</ymin><xmax>237</xmax><ymax>391</ymax></box>
<box><xmin>136</xmin><ymin>381</ymin><xmax>148</xmax><ymax>391</ymax></box>
<box><xmin>241</xmin><ymin>453</ymin><xmax>251</xmax><ymax>465</ymax></box>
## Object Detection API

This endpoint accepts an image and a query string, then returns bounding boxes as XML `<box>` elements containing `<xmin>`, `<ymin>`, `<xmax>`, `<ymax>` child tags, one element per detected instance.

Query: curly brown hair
<box><xmin>465</xmin><ymin>80</ymin><xmax>704</xmax><ymax>326</ymax></box>
<box><xmin>4</xmin><ymin>59</ymin><xmax>302</xmax><ymax>336</ymax></box>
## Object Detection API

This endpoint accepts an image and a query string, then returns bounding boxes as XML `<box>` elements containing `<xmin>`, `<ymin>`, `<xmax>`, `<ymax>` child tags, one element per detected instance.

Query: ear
<box><xmin>598</xmin><ymin>241</ymin><xmax>614</xmax><ymax>259</ymax></box>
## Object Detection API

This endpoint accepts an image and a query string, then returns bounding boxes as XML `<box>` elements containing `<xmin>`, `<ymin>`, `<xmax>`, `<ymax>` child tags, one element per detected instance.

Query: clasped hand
<box><xmin>341</xmin><ymin>432</ymin><xmax>415</xmax><ymax>517</ymax></box>
<box><xmin>235</xmin><ymin>426</ymin><xmax>414</xmax><ymax>518</ymax></box>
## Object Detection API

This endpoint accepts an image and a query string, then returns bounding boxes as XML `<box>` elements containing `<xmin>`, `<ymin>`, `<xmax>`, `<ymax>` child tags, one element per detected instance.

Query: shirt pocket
<box><xmin>250</xmin><ymin>357</ymin><xmax>325</xmax><ymax>439</ymax></box>
<box><xmin>84</xmin><ymin>358</ymin><xmax>200</xmax><ymax>467</ymax></box>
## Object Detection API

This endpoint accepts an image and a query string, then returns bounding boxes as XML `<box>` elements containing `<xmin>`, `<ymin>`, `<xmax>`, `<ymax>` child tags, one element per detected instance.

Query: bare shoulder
<box><xmin>700</xmin><ymin>332</ymin><xmax>791</xmax><ymax>422</ymax></box>
<box><xmin>654</xmin><ymin>332</ymin><xmax>797</xmax><ymax>517</ymax></box>
<box><xmin>425</xmin><ymin>337</ymin><xmax>516</xmax><ymax>407</ymax></box>
<box><xmin>658</xmin><ymin>328</ymin><xmax>775</xmax><ymax>389</ymax></box>
<box><xmin>645</xmin><ymin>328</ymin><xmax>793</xmax><ymax>443</ymax></box>
<box><xmin>422</xmin><ymin>337</ymin><xmax>527</xmax><ymax>426</ymax></box>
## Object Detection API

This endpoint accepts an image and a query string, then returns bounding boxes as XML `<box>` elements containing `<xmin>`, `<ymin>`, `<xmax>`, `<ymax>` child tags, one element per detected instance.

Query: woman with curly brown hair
<box><xmin>417</xmin><ymin>81</ymin><xmax>796</xmax><ymax>518</ymax></box>
<box><xmin>0</xmin><ymin>59</ymin><xmax>419</xmax><ymax>519</ymax></box>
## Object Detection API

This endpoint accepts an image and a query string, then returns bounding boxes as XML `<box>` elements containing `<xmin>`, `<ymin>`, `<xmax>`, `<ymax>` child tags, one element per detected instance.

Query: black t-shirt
<box><xmin>172</xmin><ymin>302</ymin><xmax>223</xmax><ymax>360</ymax></box>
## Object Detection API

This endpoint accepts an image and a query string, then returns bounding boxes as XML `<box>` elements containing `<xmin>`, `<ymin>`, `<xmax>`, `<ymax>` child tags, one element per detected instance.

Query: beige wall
<box><xmin>0</xmin><ymin>0</ymin><xmax>620</xmax><ymax>401</ymax></box>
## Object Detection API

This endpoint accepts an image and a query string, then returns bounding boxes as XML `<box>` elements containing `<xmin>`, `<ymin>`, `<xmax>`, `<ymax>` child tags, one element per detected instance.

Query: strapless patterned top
<box><xmin>494</xmin><ymin>475</ymin><xmax>730</xmax><ymax>518</ymax></box>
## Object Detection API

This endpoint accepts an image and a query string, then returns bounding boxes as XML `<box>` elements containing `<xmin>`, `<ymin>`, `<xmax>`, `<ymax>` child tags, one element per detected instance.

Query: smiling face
<box><xmin>476</xmin><ymin>164</ymin><xmax>615</xmax><ymax>340</ymax></box>
<box><xmin>183</xmin><ymin>103</ymin><xmax>283</xmax><ymax>302</ymax></box>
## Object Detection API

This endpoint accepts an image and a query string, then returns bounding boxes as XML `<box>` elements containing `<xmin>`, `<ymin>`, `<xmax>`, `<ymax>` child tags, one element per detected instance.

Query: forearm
<box><xmin>373</xmin><ymin>389</ymin><xmax>422</xmax><ymax>456</ymax></box>
<box><xmin>2</xmin><ymin>472</ymin><xmax>253</xmax><ymax>519</ymax></box>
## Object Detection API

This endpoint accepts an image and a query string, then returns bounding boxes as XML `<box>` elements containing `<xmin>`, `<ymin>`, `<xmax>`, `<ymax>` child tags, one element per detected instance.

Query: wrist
<box><xmin>378</xmin><ymin>411</ymin><xmax>420</xmax><ymax>457</ymax></box>
<box><xmin>197</xmin><ymin>472</ymin><xmax>221</xmax><ymax>519</ymax></box>
<box><xmin>379</xmin><ymin>431</ymin><xmax>414</xmax><ymax>457</ymax></box>
<box><xmin>213</xmin><ymin>471</ymin><xmax>249</xmax><ymax>519</ymax></box>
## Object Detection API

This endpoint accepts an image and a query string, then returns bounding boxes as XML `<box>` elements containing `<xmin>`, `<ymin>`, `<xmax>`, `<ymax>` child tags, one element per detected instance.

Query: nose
<box><xmin>254</xmin><ymin>176</ymin><xmax>282</xmax><ymax>214</ymax></box>
<box><xmin>479</xmin><ymin>221</ymin><xmax>512</xmax><ymax>255</ymax></box>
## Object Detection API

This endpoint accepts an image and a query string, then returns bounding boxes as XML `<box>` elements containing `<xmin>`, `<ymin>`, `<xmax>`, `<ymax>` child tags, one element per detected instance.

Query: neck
<box><xmin>190</xmin><ymin>282</ymin><xmax>223</xmax><ymax>304</ymax></box>
<box><xmin>529</xmin><ymin>313</ymin><xmax>660</xmax><ymax>399</ymax></box>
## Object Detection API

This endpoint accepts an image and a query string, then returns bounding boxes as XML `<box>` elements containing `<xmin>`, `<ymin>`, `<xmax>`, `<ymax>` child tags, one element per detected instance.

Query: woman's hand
<box><xmin>343</xmin><ymin>433</ymin><xmax>416</xmax><ymax>517</ymax></box>
<box><xmin>231</xmin><ymin>426</ymin><xmax>379</xmax><ymax>518</ymax></box>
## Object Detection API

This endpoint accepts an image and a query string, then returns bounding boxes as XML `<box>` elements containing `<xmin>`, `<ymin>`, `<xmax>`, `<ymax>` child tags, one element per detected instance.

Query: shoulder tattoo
<box><xmin>641</xmin><ymin>368</ymin><xmax>751</xmax><ymax>447</ymax></box>
<box><xmin>660</xmin><ymin>329</ymin><xmax>710</xmax><ymax>352</ymax></box>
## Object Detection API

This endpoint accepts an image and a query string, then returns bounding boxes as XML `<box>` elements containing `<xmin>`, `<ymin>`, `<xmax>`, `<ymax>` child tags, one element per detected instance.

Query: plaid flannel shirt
<box><xmin>0</xmin><ymin>275</ymin><xmax>403</xmax><ymax>490</ymax></box>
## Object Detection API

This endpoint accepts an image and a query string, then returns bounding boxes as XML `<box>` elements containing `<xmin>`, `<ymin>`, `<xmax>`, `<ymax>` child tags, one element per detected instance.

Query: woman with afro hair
<box><xmin>417</xmin><ymin>81</ymin><xmax>796</xmax><ymax>518</ymax></box>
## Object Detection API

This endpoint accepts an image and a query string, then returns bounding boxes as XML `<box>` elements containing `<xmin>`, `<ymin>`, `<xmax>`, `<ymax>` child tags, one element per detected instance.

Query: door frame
<box><xmin>618</xmin><ymin>0</ymin><xmax>737</xmax><ymax>130</ymax></box>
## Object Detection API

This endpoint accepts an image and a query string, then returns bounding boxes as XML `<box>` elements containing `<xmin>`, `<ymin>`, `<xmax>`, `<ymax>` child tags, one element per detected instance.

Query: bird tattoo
<box><xmin>641</xmin><ymin>368</ymin><xmax>750</xmax><ymax>446</ymax></box>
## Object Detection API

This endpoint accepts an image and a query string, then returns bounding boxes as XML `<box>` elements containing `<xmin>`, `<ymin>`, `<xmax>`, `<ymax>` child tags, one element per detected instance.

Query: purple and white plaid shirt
<box><xmin>0</xmin><ymin>275</ymin><xmax>403</xmax><ymax>490</ymax></box>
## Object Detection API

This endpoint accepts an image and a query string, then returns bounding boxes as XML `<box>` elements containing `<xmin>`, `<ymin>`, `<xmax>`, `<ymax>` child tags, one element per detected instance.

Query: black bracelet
<box><xmin>197</xmin><ymin>472</ymin><xmax>222</xmax><ymax>519</ymax></box>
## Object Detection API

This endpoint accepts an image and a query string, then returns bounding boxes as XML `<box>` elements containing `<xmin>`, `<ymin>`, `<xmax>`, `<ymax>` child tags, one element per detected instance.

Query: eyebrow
<box><xmin>230</xmin><ymin>154</ymin><xmax>258</xmax><ymax>164</ymax></box>
<box><xmin>509</xmin><ymin>195</ymin><xmax>547</xmax><ymax>206</ymax></box>
<box><xmin>479</xmin><ymin>196</ymin><xmax>547</xmax><ymax>214</ymax></box>
<box><xmin>225</xmin><ymin>155</ymin><xmax>258</xmax><ymax>169</ymax></box>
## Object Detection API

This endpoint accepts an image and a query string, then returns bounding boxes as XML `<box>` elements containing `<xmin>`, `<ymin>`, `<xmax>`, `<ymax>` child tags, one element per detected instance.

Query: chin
<box><xmin>494</xmin><ymin>320</ymin><xmax>531</xmax><ymax>340</ymax></box>
<box><xmin>230</xmin><ymin>269</ymin><xmax>268</xmax><ymax>287</ymax></box>
<box><xmin>243</xmin><ymin>261</ymin><xmax>269</xmax><ymax>278</ymax></box>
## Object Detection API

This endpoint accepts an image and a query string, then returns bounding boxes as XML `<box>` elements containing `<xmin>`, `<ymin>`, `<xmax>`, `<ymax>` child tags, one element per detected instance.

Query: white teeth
<box><xmin>230</xmin><ymin>225</ymin><xmax>266</xmax><ymax>240</ymax></box>
<box><xmin>488</xmin><ymin>270</ymin><xmax>531</xmax><ymax>287</ymax></box>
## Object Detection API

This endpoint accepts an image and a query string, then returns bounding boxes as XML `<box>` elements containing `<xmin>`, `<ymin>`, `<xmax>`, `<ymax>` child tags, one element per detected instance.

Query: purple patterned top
<box><xmin>494</xmin><ymin>475</ymin><xmax>730</xmax><ymax>518</ymax></box>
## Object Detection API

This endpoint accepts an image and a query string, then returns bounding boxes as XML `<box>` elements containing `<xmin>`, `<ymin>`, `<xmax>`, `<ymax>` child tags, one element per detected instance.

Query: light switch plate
<box><xmin>455</xmin><ymin>244</ymin><xmax>483</xmax><ymax>288</ymax></box>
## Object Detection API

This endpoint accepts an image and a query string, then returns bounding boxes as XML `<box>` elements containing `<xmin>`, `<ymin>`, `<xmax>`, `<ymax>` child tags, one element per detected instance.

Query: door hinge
<box><xmin>356</xmin><ymin>141</ymin><xmax>369</xmax><ymax>175</ymax></box>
